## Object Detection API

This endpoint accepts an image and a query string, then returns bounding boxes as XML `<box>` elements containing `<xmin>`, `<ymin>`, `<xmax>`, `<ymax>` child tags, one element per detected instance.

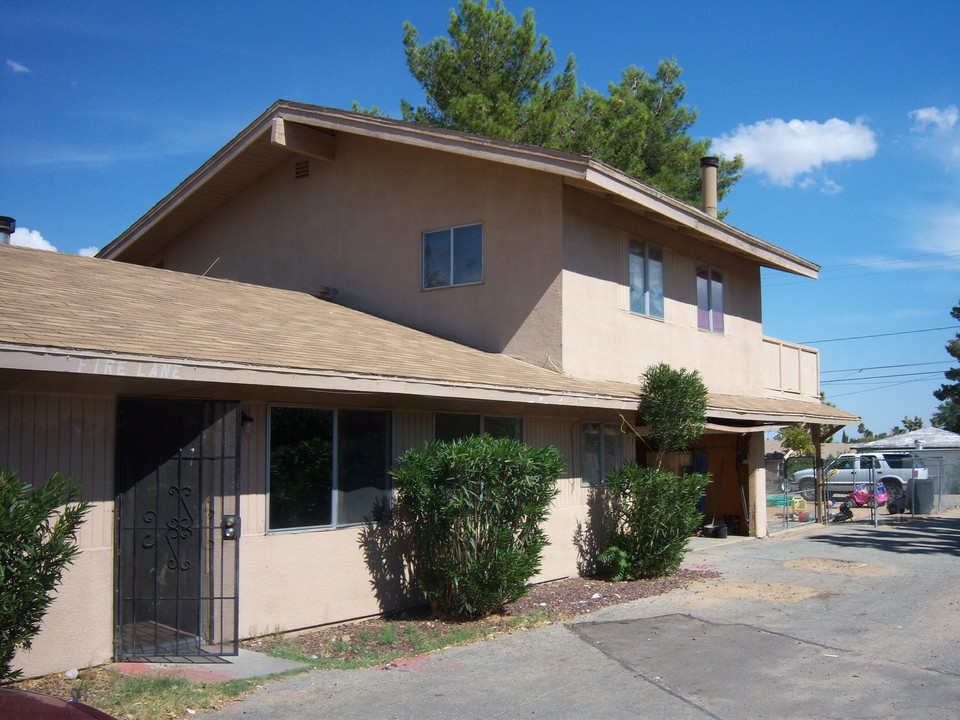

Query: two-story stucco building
<box><xmin>0</xmin><ymin>101</ymin><xmax>857</xmax><ymax>678</ymax></box>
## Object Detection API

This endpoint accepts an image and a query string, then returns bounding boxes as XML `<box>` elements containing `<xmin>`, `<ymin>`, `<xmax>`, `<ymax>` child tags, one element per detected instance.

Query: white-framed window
<box><xmin>696</xmin><ymin>263</ymin><xmax>724</xmax><ymax>333</ymax></box>
<box><xmin>629</xmin><ymin>237</ymin><xmax>664</xmax><ymax>318</ymax></box>
<box><xmin>268</xmin><ymin>406</ymin><xmax>392</xmax><ymax>531</ymax></box>
<box><xmin>434</xmin><ymin>412</ymin><xmax>523</xmax><ymax>442</ymax></box>
<box><xmin>422</xmin><ymin>223</ymin><xmax>483</xmax><ymax>289</ymax></box>
<box><xmin>581</xmin><ymin>422</ymin><xmax>623</xmax><ymax>485</ymax></box>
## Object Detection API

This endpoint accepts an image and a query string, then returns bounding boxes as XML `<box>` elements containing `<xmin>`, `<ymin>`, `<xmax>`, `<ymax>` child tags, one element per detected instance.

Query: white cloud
<box><xmin>6</xmin><ymin>59</ymin><xmax>30</xmax><ymax>74</ymax></box>
<box><xmin>910</xmin><ymin>105</ymin><xmax>958</xmax><ymax>133</ymax></box>
<box><xmin>713</xmin><ymin>117</ymin><xmax>877</xmax><ymax>187</ymax></box>
<box><xmin>911</xmin><ymin>206</ymin><xmax>960</xmax><ymax>254</ymax></box>
<box><xmin>78</xmin><ymin>246</ymin><xmax>100</xmax><ymax>257</ymax></box>
<box><xmin>11</xmin><ymin>227</ymin><xmax>57</xmax><ymax>252</ymax></box>
<box><xmin>820</xmin><ymin>179</ymin><xmax>842</xmax><ymax>195</ymax></box>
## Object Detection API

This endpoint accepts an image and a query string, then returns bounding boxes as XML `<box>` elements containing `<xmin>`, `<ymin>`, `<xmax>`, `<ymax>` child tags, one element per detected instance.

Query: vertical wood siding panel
<box><xmin>22</xmin><ymin>394</ymin><xmax>37</xmax><ymax>483</ymax></box>
<box><xmin>0</xmin><ymin>393</ymin><xmax>9</xmax><ymax>466</ymax></box>
<box><xmin>240</xmin><ymin>402</ymin><xmax>267</xmax><ymax>535</ymax></box>
<box><xmin>524</xmin><ymin>416</ymin><xmax>579</xmax><ymax>509</ymax></box>
<box><xmin>0</xmin><ymin>392</ymin><xmax>114</xmax><ymax>550</ymax></box>
<box><xmin>667</xmin><ymin>252</ymin><xmax>696</xmax><ymax>328</ymax></box>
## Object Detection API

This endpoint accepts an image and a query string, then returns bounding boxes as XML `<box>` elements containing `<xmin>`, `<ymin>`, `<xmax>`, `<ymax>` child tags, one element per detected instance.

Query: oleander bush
<box><xmin>0</xmin><ymin>470</ymin><xmax>90</xmax><ymax>684</ymax></box>
<box><xmin>598</xmin><ymin>464</ymin><xmax>711</xmax><ymax>580</ymax></box>
<box><xmin>391</xmin><ymin>435</ymin><xmax>563</xmax><ymax>619</ymax></box>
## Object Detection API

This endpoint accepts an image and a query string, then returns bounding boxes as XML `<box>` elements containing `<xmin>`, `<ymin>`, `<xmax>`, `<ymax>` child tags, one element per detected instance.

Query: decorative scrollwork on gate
<box><xmin>164</xmin><ymin>485</ymin><xmax>195</xmax><ymax>571</ymax></box>
<box><xmin>141</xmin><ymin>510</ymin><xmax>157</xmax><ymax>550</ymax></box>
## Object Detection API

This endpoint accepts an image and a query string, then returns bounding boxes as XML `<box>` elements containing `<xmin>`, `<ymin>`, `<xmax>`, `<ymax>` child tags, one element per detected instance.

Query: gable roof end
<box><xmin>98</xmin><ymin>101</ymin><xmax>819</xmax><ymax>278</ymax></box>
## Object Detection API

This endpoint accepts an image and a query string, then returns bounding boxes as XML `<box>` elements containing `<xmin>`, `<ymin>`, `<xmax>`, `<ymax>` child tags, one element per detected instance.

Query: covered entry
<box><xmin>115</xmin><ymin>398</ymin><xmax>241</xmax><ymax>660</ymax></box>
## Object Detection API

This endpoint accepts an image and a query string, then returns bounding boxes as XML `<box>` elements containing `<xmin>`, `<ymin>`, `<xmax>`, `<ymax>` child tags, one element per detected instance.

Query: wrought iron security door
<box><xmin>116</xmin><ymin>398</ymin><xmax>240</xmax><ymax>661</ymax></box>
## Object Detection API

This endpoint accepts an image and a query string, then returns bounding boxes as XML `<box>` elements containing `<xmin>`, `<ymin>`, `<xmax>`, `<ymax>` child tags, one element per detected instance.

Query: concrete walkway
<box><xmin>212</xmin><ymin>513</ymin><xmax>960</xmax><ymax>719</ymax></box>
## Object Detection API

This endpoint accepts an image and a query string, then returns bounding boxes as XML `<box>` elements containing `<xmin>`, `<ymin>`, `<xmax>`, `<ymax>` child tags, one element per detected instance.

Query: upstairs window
<box><xmin>696</xmin><ymin>263</ymin><xmax>724</xmax><ymax>333</ymax></box>
<box><xmin>422</xmin><ymin>223</ymin><xmax>483</xmax><ymax>289</ymax></box>
<box><xmin>629</xmin><ymin>238</ymin><xmax>664</xmax><ymax>318</ymax></box>
<box><xmin>434</xmin><ymin>413</ymin><xmax>523</xmax><ymax>442</ymax></box>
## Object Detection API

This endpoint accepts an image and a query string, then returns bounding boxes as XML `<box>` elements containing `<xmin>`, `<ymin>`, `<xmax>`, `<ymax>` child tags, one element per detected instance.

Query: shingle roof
<box><xmin>854</xmin><ymin>427</ymin><xmax>960</xmax><ymax>450</ymax></box>
<box><xmin>0</xmin><ymin>245</ymin><xmax>855</xmax><ymax>425</ymax></box>
<box><xmin>0</xmin><ymin>245</ymin><xmax>639</xmax><ymax>403</ymax></box>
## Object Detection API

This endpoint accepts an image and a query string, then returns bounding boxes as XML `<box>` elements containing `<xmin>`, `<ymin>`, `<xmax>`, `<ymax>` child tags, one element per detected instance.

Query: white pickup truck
<box><xmin>793</xmin><ymin>452</ymin><xmax>927</xmax><ymax>502</ymax></box>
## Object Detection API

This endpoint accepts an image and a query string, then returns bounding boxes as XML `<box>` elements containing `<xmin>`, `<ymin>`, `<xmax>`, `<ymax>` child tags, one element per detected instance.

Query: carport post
<box><xmin>812</xmin><ymin>424</ymin><xmax>825</xmax><ymax>523</ymax></box>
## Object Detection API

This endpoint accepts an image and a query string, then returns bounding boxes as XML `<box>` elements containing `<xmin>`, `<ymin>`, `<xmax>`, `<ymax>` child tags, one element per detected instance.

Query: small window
<box><xmin>629</xmin><ymin>238</ymin><xmax>664</xmax><ymax>318</ymax></box>
<box><xmin>268</xmin><ymin>406</ymin><xmax>392</xmax><ymax>530</ymax></box>
<box><xmin>696</xmin><ymin>263</ymin><xmax>724</xmax><ymax>332</ymax></box>
<box><xmin>434</xmin><ymin>413</ymin><xmax>523</xmax><ymax>442</ymax></box>
<box><xmin>422</xmin><ymin>223</ymin><xmax>483</xmax><ymax>289</ymax></box>
<box><xmin>581</xmin><ymin>422</ymin><xmax>623</xmax><ymax>485</ymax></box>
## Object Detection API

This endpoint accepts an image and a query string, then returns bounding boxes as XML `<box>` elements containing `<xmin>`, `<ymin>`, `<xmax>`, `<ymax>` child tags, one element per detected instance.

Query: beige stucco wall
<box><xmin>160</xmin><ymin>134</ymin><xmax>565</xmax><ymax>368</ymax></box>
<box><xmin>559</xmin><ymin>187</ymin><xmax>765</xmax><ymax>394</ymax></box>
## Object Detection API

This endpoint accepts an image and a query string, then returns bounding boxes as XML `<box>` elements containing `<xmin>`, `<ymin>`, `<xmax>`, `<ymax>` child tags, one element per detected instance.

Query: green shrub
<box><xmin>0</xmin><ymin>470</ymin><xmax>90</xmax><ymax>684</ymax></box>
<box><xmin>598</xmin><ymin>464</ymin><xmax>710</xmax><ymax>580</ymax></box>
<box><xmin>391</xmin><ymin>435</ymin><xmax>563</xmax><ymax>620</ymax></box>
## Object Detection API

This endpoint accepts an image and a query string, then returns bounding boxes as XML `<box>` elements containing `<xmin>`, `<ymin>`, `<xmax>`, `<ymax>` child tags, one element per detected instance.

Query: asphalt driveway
<box><xmin>213</xmin><ymin>513</ymin><xmax>960</xmax><ymax>719</ymax></box>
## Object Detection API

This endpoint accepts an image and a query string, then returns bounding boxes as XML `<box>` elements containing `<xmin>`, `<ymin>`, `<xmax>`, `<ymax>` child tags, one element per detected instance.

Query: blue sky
<box><xmin>2</xmin><ymin>0</ymin><xmax>958</xmax><ymax>437</ymax></box>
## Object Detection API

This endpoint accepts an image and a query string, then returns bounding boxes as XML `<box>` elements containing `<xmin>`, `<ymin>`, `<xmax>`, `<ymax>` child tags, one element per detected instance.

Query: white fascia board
<box><xmin>581</xmin><ymin>166</ymin><xmax>819</xmax><ymax>278</ymax></box>
<box><xmin>0</xmin><ymin>345</ymin><xmax>640</xmax><ymax>411</ymax></box>
<box><xmin>98</xmin><ymin>106</ymin><xmax>281</xmax><ymax>259</ymax></box>
<box><xmin>275</xmin><ymin>106</ymin><xmax>590</xmax><ymax>177</ymax></box>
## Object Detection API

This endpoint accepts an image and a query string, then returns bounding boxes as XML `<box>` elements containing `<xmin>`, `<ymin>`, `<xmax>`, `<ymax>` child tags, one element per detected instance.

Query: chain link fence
<box><xmin>766</xmin><ymin>454</ymin><xmax>959</xmax><ymax>531</ymax></box>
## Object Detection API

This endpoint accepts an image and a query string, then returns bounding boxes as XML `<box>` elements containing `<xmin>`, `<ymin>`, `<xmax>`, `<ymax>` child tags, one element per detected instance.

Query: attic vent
<box><xmin>295</xmin><ymin>160</ymin><xmax>310</xmax><ymax>179</ymax></box>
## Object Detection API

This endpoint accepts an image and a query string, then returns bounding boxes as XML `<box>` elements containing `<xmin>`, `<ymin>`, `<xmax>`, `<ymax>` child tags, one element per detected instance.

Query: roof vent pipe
<box><xmin>699</xmin><ymin>157</ymin><xmax>719</xmax><ymax>218</ymax></box>
<box><xmin>0</xmin><ymin>216</ymin><xmax>14</xmax><ymax>245</ymax></box>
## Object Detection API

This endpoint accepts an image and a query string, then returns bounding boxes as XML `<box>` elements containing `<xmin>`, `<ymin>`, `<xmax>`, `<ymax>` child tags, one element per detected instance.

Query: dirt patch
<box><xmin>784</xmin><ymin>557</ymin><xmax>892</xmax><ymax>576</ymax></box>
<box><xmin>695</xmin><ymin>581</ymin><xmax>821</xmax><ymax>603</ymax></box>
<box><xmin>247</xmin><ymin>568</ymin><xmax>720</xmax><ymax>663</ymax></box>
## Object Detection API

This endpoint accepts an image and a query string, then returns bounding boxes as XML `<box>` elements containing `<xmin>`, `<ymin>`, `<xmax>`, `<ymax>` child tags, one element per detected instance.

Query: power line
<box><xmin>827</xmin><ymin>376</ymin><xmax>939</xmax><ymax>399</ymax></box>
<box><xmin>801</xmin><ymin>326</ymin><xmax>960</xmax><ymax>344</ymax></box>
<box><xmin>763</xmin><ymin>249</ymin><xmax>960</xmax><ymax>286</ymax></box>
<box><xmin>822</xmin><ymin>360</ymin><xmax>953</xmax><ymax>374</ymax></box>
<box><xmin>821</xmin><ymin>370</ymin><xmax>945</xmax><ymax>384</ymax></box>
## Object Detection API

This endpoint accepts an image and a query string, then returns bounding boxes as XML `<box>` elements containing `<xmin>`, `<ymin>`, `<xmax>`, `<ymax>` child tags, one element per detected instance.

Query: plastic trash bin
<box><xmin>911</xmin><ymin>478</ymin><xmax>935</xmax><ymax>514</ymax></box>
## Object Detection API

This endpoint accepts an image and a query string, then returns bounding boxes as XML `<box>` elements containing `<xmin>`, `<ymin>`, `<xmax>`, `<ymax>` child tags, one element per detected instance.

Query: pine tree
<box><xmin>397</xmin><ymin>1</ymin><xmax>742</xmax><ymax>210</ymax></box>
<box><xmin>932</xmin><ymin>301</ymin><xmax>960</xmax><ymax>432</ymax></box>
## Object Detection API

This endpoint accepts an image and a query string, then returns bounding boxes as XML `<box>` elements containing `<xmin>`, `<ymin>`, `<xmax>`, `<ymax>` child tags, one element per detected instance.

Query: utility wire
<box><xmin>802</xmin><ymin>326</ymin><xmax>960</xmax><ymax>344</ymax></box>
<box><xmin>822</xmin><ymin>360</ymin><xmax>952</xmax><ymax>374</ymax></box>
<box><xmin>763</xmin><ymin>249</ymin><xmax>960</xmax><ymax>286</ymax></box>
<box><xmin>827</xmin><ymin>376</ymin><xmax>939</xmax><ymax>399</ymax></box>
<box><xmin>821</xmin><ymin>370</ymin><xmax>945</xmax><ymax>384</ymax></box>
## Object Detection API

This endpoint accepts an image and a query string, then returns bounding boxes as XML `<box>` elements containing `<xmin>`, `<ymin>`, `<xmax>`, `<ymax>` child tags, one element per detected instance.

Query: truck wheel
<box><xmin>799</xmin><ymin>478</ymin><xmax>816</xmax><ymax>501</ymax></box>
<box><xmin>884</xmin><ymin>479</ymin><xmax>904</xmax><ymax>514</ymax></box>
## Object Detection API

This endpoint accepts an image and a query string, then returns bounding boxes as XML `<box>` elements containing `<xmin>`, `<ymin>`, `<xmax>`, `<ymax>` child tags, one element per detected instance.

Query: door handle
<box><xmin>222</xmin><ymin>515</ymin><xmax>240</xmax><ymax>540</ymax></box>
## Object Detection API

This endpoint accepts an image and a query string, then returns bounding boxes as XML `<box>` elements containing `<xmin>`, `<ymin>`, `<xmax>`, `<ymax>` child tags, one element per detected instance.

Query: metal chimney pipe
<box><xmin>700</xmin><ymin>157</ymin><xmax>719</xmax><ymax>218</ymax></box>
<box><xmin>0</xmin><ymin>216</ymin><xmax>14</xmax><ymax>245</ymax></box>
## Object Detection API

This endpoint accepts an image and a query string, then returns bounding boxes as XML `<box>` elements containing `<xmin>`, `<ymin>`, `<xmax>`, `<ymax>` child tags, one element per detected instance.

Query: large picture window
<box><xmin>696</xmin><ymin>263</ymin><xmax>724</xmax><ymax>333</ymax></box>
<box><xmin>629</xmin><ymin>238</ymin><xmax>664</xmax><ymax>318</ymax></box>
<box><xmin>269</xmin><ymin>407</ymin><xmax>392</xmax><ymax>530</ymax></box>
<box><xmin>581</xmin><ymin>422</ymin><xmax>623</xmax><ymax>485</ymax></box>
<box><xmin>422</xmin><ymin>223</ymin><xmax>483</xmax><ymax>289</ymax></box>
<box><xmin>434</xmin><ymin>413</ymin><xmax>523</xmax><ymax>442</ymax></box>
